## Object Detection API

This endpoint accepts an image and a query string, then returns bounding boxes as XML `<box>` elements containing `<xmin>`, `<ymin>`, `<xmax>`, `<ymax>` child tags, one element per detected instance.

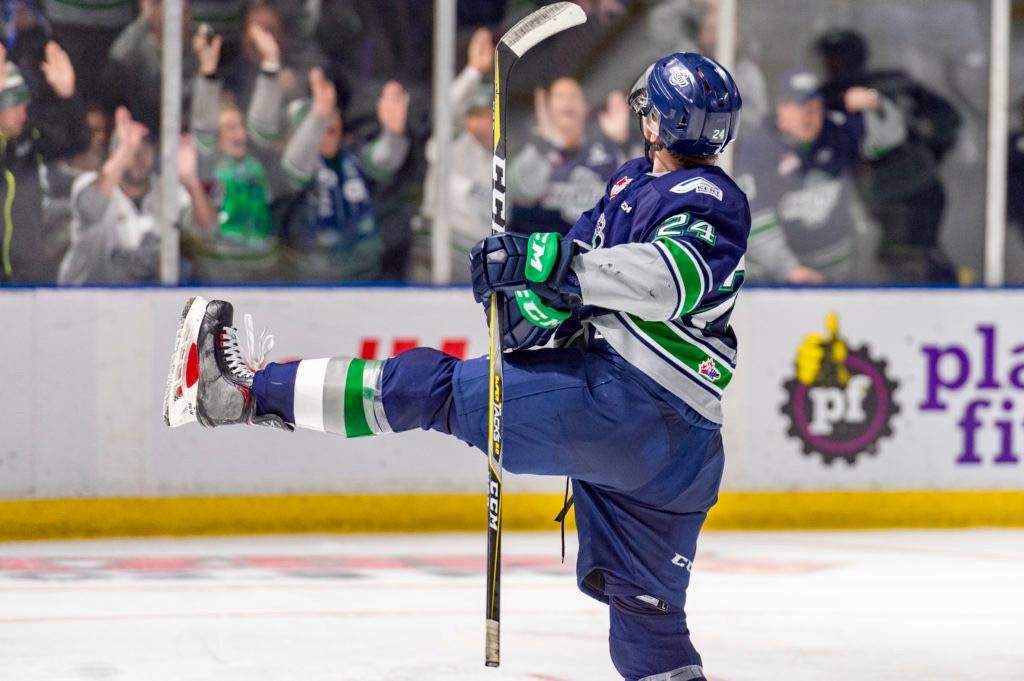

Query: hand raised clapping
<box><xmin>533</xmin><ymin>87</ymin><xmax>563</xmax><ymax>147</ymax></box>
<box><xmin>41</xmin><ymin>41</ymin><xmax>76</xmax><ymax>99</ymax></box>
<box><xmin>248</xmin><ymin>22</ymin><xmax>281</xmax><ymax>69</ymax></box>
<box><xmin>377</xmin><ymin>81</ymin><xmax>410</xmax><ymax>136</ymax></box>
<box><xmin>598</xmin><ymin>90</ymin><xmax>631</xmax><ymax>145</ymax></box>
<box><xmin>466</xmin><ymin>27</ymin><xmax>494</xmax><ymax>75</ymax></box>
<box><xmin>176</xmin><ymin>133</ymin><xmax>204</xmax><ymax>188</ymax></box>
<box><xmin>112</xmin><ymin>106</ymin><xmax>148</xmax><ymax>157</ymax></box>
<box><xmin>193</xmin><ymin>25</ymin><xmax>223</xmax><ymax>77</ymax></box>
<box><xmin>309</xmin><ymin>67</ymin><xmax>338</xmax><ymax>118</ymax></box>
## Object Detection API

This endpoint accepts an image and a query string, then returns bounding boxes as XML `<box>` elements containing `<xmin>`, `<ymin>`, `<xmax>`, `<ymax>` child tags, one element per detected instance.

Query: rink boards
<box><xmin>1</xmin><ymin>286</ymin><xmax>1023</xmax><ymax>538</ymax></box>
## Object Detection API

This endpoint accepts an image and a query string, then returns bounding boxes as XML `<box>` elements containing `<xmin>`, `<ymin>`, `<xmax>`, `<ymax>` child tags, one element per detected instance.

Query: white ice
<box><xmin>1</xmin><ymin>530</ymin><xmax>1021</xmax><ymax>681</ymax></box>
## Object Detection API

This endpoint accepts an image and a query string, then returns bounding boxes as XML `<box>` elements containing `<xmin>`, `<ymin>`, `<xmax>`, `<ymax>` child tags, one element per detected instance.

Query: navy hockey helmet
<box><xmin>628</xmin><ymin>52</ymin><xmax>742</xmax><ymax>157</ymax></box>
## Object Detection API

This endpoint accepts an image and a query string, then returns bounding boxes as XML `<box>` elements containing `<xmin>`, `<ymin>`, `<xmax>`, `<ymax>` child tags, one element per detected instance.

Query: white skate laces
<box><xmin>221</xmin><ymin>313</ymin><xmax>274</xmax><ymax>385</ymax></box>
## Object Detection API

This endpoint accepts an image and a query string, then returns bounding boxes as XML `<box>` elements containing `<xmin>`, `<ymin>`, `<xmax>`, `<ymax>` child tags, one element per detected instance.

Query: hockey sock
<box><xmin>252</xmin><ymin>361</ymin><xmax>299</xmax><ymax>423</ymax></box>
<box><xmin>608</xmin><ymin>595</ymin><xmax>704</xmax><ymax>681</ymax></box>
<box><xmin>252</xmin><ymin>358</ymin><xmax>391</xmax><ymax>436</ymax></box>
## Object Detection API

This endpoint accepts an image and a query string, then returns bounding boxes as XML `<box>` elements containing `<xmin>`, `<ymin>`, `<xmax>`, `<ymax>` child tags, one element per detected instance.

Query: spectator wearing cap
<box><xmin>735</xmin><ymin>68</ymin><xmax>907</xmax><ymax>283</ymax></box>
<box><xmin>0</xmin><ymin>40</ymin><xmax>89</xmax><ymax>284</ymax></box>
<box><xmin>58</xmin><ymin>107</ymin><xmax>216</xmax><ymax>284</ymax></box>
<box><xmin>421</xmin><ymin>27</ymin><xmax>496</xmax><ymax>282</ymax></box>
<box><xmin>185</xmin><ymin>22</ymin><xmax>285</xmax><ymax>283</ymax></box>
<box><xmin>734</xmin><ymin>69</ymin><xmax>850</xmax><ymax>283</ymax></box>
<box><xmin>277</xmin><ymin>67</ymin><xmax>411</xmax><ymax>282</ymax></box>
<box><xmin>814</xmin><ymin>29</ymin><xmax>961</xmax><ymax>284</ymax></box>
<box><xmin>507</xmin><ymin>76</ymin><xmax>629</xmax><ymax>236</ymax></box>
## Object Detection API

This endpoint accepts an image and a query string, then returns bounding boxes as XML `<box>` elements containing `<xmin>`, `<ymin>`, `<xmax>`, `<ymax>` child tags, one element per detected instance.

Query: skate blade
<box><xmin>163</xmin><ymin>295</ymin><xmax>209</xmax><ymax>428</ymax></box>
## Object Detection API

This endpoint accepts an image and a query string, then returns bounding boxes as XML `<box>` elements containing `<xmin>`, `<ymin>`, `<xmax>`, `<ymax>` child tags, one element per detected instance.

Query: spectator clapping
<box><xmin>59</xmin><ymin>107</ymin><xmax>215</xmax><ymax>284</ymax></box>
<box><xmin>278</xmin><ymin>67</ymin><xmax>411</xmax><ymax>282</ymax></box>
<box><xmin>0</xmin><ymin>40</ymin><xmax>89</xmax><ymax>284</ymax></box>
<box><xmin>507</xmin><ymin>77</ymin><xmax>628</xmax><ymax>235</ymax></box>
<box><xmin>185</xmin><ymin>23</ymin><xmax>283</xmax><ymax>283</ymax></box>
<box><xmin>421</xmin><ymin>27</ymin><xmax>495</xmax><ymax>282</ymax></box>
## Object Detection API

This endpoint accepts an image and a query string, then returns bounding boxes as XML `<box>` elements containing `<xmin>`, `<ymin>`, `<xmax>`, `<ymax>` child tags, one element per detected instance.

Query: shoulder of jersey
<box><xmin>602</xmin><ymin>156</ymin><xmax>651</xmax><ymax>191</ymax></box>
<box><xmin>647</xmin><ymin>166</ymin><xmax>745</xmax><ymax>208</ymax></box>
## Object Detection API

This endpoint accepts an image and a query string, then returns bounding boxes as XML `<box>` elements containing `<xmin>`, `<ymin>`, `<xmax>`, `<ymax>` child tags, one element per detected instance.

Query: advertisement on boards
<box><xmin>726</xmin><ymin>289</ymin><xmax>1024</xmax><ymax>490</ymax></box>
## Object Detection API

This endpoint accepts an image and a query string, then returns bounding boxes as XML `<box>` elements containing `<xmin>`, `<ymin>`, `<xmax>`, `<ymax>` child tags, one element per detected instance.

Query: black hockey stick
<box><xmin>486</xmin><ymin>2</ymin><xmax>587</xmax><ymax>668</ymax></box>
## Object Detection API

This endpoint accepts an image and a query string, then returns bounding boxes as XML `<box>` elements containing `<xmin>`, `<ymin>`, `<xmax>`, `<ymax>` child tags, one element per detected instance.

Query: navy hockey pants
<box><xmin>382</xmin><ymin>340</ymin><xmax>724</xmax><ymax>681</ymax></box>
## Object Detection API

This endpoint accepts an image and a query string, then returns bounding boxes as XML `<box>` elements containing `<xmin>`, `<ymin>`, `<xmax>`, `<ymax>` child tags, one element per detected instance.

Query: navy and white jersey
<box><xmin>564</xmin><ymin>156</ymin><xmax>750</xmax><ymax>423</ymax></box>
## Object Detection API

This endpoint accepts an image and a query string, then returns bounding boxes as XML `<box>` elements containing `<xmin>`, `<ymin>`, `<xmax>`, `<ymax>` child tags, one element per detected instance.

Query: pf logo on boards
<box><xmin>781</xmin><ymin>313</ymin><xmax>899</xmax><ymax>465</ymax></box>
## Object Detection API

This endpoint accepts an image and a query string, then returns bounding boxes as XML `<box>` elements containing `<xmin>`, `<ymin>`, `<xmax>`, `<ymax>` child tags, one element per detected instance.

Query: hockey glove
<box><xmin>485</xmin><ymin>293</ymin><xmax>557</xmax><ymax>350</ymax></box>
<box><xmin>469</xmin><ymin>231</ymin><xmax>581</xmax><ymax>330</ymax></box>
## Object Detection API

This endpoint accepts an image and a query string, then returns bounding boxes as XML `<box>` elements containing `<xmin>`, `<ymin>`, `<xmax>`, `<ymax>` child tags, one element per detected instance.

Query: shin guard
<box><xmin>254</xmin><ymin>357</ymin><xmax>391</xmax><ymax>436</ymax></box>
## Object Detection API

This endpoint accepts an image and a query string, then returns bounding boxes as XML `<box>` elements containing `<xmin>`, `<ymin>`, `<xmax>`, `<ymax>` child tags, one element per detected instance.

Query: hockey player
<box><xmin>165</xmin><ymin>52</ymin><xmax>745</xmax><ymax>681</ymax></box>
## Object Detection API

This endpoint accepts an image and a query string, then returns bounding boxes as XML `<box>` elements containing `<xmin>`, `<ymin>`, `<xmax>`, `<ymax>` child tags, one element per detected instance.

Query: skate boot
<box><xmin>163</xmin><ymin>296</ymin><xmax>292</xmax><ymax>430</ymax></box>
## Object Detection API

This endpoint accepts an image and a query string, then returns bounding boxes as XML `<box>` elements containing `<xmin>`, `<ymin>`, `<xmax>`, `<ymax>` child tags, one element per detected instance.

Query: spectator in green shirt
<box><xmin>185</xmin><ymin>22</ymin><xmax>285</xmax><ymax>283</ymax></box>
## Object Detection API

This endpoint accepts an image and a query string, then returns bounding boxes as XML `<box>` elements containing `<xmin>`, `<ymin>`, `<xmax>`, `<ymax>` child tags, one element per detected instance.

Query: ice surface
<box><xmin>1</xmin><ymin>530</ymin><xmax>1021</xmax><ymax>680</ymax></box>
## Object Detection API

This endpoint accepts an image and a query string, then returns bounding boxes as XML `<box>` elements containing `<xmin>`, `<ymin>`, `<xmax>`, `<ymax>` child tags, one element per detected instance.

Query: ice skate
<box><xmin>163</xmin><ymin>296</ymin><xmax>290</xmax><ymax>430</ymax></box>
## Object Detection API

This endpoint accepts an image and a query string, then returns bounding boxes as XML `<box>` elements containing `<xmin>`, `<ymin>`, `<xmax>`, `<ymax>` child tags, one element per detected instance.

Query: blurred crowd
<box><xmin>0</xmin><ymin>0</ymin><xmax>1005</xmax><ymax>287</ymax></box>
<box><xmin>1</xmin><ymin>0</ymin><xmax>435</xmax><ymax>285</ymax></box>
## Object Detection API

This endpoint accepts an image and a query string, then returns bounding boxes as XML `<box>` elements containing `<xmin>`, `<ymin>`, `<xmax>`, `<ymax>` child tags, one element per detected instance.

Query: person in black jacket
<box><xmin>1008</xmin><ymin>96</ymin><xmax>1024</xmax><ymax>239</ymax></box>
<box><xmin>0</xmin><ymin>40</ymin><xmax>90</xmax><ymax>284</ymax></box>
<box><xmin>814</xmin><ymin>29</ymin><xmax>962</xmax><ymax>284</ymax></box>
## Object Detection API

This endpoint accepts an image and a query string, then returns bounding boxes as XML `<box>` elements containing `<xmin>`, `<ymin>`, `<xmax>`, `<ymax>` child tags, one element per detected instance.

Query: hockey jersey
<box><xmin>564</xmin><ymin>157</ymin><xmax>750</xmax><ymax>424</ymax></box>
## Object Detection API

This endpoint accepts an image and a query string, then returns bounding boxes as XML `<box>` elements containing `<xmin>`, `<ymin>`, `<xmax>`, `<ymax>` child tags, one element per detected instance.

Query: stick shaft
<box><xmin>485</xmin><ymin>292</ymin><xmax>503</xmax><ymax>666</ymax></box>
<box><xmin>484</xmin><ymin>6</ymin><xmax>587</xmax><ymax>666</ymax></box>
<box><xmin>484</xmin><ymin>40</ymin><xmax>512</xmax><ymax>670</ymax></box>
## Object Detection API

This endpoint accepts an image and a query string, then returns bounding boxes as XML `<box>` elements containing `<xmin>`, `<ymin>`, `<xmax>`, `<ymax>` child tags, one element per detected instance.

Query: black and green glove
<box><xmin>469</xmin><ymin>231</ymin><xmax>582</xmax><ymax>330</ymax></box>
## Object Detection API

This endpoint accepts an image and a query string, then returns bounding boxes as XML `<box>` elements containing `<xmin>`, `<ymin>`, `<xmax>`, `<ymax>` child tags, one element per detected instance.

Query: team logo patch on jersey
<box><xmin>670</xmin><ymin>178</ymin><xmax>723</xmax><ymax>201</ymax></box>
<box><xmin>699</xmin><ymin>357</ymin><xmax>721</xmax><ymax>383</ymax></box>
<box><xmin>781</xmin><ymin>313</ymin><xmax>899</xmax><ymax>465</ymax></box>
<box><xmin>610</xmin><ymin>176</ymin><xmax>633</xmax><ymax>198</ymax></box>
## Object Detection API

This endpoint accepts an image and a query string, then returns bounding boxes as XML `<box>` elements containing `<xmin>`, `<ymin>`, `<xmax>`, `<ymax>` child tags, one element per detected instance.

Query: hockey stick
<box><xmin>486</xmin><ymin>2</ymin><xmax>587</xmax><ymax>668</ymax></box>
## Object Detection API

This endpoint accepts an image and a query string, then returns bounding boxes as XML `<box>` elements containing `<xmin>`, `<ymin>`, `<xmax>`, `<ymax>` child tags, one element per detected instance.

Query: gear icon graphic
<box><xmin>781</xmin><ymin>344</ymin><xmax>900</xmax><ymax>465</ymax></box>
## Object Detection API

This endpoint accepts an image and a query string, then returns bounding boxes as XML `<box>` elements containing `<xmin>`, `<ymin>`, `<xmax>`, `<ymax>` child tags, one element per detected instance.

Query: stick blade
<box><xmin>499</xmin><ymin>2</ymin><xmax>587</xmax><ymax>57</ymax></box>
